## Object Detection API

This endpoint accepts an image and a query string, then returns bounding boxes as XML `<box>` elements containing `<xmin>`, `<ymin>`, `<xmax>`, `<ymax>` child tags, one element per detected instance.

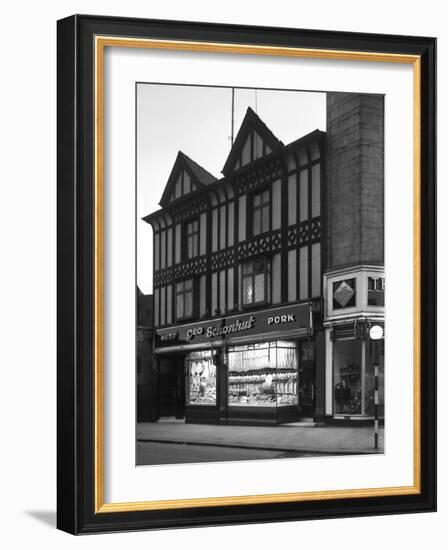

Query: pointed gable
<box><xmin>159</xmin><ymin>151</ymin><xmax>217</xmax><ymax>207</ymax></box>
<box><xmin>222</xmin><ymin>107</ymin><xmax>283</xmax><ymax>176</ymax></box>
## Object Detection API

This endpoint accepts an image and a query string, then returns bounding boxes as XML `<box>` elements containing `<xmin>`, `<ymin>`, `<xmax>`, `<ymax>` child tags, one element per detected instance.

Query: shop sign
<box><xmin>155</xmin><ymin>303</ymin><xmax>311</xmax><ymax>347</ymax></box>
<box><xmin>369</xmin><ymin>325</ymin><xmax>384</xmax><ymax>340</ymax></box>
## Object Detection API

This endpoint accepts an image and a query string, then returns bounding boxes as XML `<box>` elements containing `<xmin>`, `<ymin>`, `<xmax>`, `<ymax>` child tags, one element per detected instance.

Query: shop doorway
<box><xmin>157</xmin><ymin>356</ymin><xmax>185</xmax><ymax>419</ymax></box>
<box><xmin>299</xmin><ymin>342</ymin><xmax>315</xmax><ymax>418</ymax></box>
<box><xmin>333</xmin><ymin>339</ymin><xmax>363</xmax><ymax>415</ymax></box>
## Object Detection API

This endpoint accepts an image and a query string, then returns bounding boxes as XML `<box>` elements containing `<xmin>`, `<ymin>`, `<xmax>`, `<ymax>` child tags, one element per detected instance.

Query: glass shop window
<box><xmin>186</xmin><ymin>350</ymin><xmax>217</xmax><ymax>406</ymax></box>
<box><xmin>368</xmin><ymin>277</ymin><xmax>385</xmax><ymax>306</ymax></box>
<box><xmin>333</xmin><ymin>340</ymin><xmax>362</xmax><ymax>415</ymax></box>
<box><xmin>242</xmin><ymin>258</ymin><xmax>268</xmax><ymax>307</ymax></box>
<box><xmin>228</xmin><ymin>341</ymin><xmax>298</xmax><ymax>407</ymax></box>
<box><xmin>252</xmin><ymin>189</ymin><xmax>270</xmax><ymax>236</ymax></box>
<box><xmin>176</xmin><ymin>279</ymin><xmax>194</xmax><ymax>320</ymax></box>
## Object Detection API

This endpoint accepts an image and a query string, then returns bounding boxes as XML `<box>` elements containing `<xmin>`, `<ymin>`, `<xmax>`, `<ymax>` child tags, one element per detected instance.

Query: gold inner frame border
<box><xmin>94</xmin><ymin>35</ymin><xmax>421</xmax><ymax>513</ymax></box>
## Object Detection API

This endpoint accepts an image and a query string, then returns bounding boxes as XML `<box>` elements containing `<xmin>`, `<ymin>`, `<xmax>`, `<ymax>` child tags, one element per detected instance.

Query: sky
<box><xmin>137</xmin><ymin>84</ymin><xmax>326</xmax><ymax>294</ymax></box>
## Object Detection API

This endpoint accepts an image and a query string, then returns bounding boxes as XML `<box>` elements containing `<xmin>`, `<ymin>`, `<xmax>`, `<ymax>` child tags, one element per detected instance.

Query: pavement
<box><xmin>137</xmin><ymin>441</ymin><xmax>288</xmax><ymax>465</ymax></box>
<box><xmin>137</xmin><ymin>420</ymin><xmax>384</xmax><ymax>455</ymax></box>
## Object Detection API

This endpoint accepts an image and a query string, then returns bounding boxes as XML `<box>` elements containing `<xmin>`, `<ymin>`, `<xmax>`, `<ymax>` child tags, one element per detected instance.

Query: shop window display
<box><xmin>333</xmin><ymin>340</ymin><xmax>362</xmax><ymax>415</ymax></box>
<box><xmin>228</xmin><ymin>341</ymin><xmax>298</xmax><ymax>407</ymax></box>
<box><xmin>333</xmin><ymin>337</ymin><xmax>384</xmax><ymax>417</ymax></box>
<box><xmin>186</xmin><ymin>350</ymin><xmax>217</xmax><ymax>405</ymax></box>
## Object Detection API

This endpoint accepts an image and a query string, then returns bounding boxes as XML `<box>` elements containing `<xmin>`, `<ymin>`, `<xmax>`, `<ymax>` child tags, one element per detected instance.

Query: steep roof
<box><xmin>181</xmin><ymin>152</ymin><xmax>217</xmax><ymax>186</ymax></box>
<box><xmin>158</xmin><ymin>151</ymin><xmax>217</xmax><ymax>207</ymax></box>
<box><xmin>221</xmin><ymin>107</ymin><xmax>283</xmax><ymax>176</ymax></box>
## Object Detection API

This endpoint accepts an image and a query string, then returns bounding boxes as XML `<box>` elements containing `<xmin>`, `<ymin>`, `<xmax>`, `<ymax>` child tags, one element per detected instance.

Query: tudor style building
<box><xmin>143</xmin><ymin>94</ymin><xmax>384</xmax><ymax>426</ymax></box>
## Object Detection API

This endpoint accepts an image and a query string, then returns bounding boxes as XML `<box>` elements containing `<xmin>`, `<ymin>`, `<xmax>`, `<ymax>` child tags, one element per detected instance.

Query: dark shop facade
<box><xmin>143</xmin><ymin>93</ymin><xmax>385</xmax><ymax>426</ymax></box>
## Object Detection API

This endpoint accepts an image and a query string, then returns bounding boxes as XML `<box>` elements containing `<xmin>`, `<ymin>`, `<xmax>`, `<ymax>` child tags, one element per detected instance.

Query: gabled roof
<box><xmin>159</xmin><ymin>151</ymin><xmax>217</xmax><ymax>207</ymax></box>
<box><xmin>181</xmin><ymin>153</ymin><xmax>217</xmax><ymax>186</ymax></box>
<box><xmin>222</xmin><ymin>107</ymin><xmax>283</xmax><ymax>176</ymax></box>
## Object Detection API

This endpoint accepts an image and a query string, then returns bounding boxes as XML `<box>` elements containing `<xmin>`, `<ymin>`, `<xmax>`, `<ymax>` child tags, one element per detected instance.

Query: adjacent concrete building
<box><xmin>324</xmin><ymin>93</ymin><xmax>385</xmax><ymax>420</ymax></box>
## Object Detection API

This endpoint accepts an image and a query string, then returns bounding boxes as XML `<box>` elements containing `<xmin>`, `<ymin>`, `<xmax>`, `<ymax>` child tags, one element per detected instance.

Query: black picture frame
<box><xmin>57</xmin><ymin>14</ymin><xmax>436</xmax><ymax>535</ymax></box>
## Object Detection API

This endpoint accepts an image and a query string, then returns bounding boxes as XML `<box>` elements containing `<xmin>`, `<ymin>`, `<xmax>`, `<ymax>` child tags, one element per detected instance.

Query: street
<box><xmin>137</xmin><ymin>441</ymin><xmax>285</xmax><ymax>465</ymax></box>
<box><xmin>136</xmin><ymin>441</ymin><xmax>325</xmax><ymax>465</ymax></box>
<box><xmin>136</xmin><ymin>420</ymin><xmax>384</xmax><ymax>466</ymax></box>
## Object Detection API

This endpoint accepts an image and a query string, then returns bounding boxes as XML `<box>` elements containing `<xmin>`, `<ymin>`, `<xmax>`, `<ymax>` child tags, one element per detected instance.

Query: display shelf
<box><xmin>186</xmin><ymin>350</ymin><xmax>217</xmax><ymax>406</ymax></box>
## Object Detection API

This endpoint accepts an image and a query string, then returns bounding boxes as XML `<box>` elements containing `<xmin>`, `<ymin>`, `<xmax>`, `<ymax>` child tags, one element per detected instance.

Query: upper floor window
<box><xmin>368</xmin><ymin>277</ymin><xmax>385</xmax><ymax>306</ymax></box>
<box><xmin>184</xmin><ymin>219</ymin><xmax>199</xmax><ymax>259</ymax></box>
<box><xmin>252</xmin><ymin>189</ymin><xmax>270</xmax><ymax>236</ymax></box>
<box><xmin>242</xmin><ymin>258</ymin><xmax>268</xmax><ymax>307</ymax></box>
<box><xmin>176</xmin><ymin>279</ymin><xmax>194</xmax><ymax>320</ymax></box>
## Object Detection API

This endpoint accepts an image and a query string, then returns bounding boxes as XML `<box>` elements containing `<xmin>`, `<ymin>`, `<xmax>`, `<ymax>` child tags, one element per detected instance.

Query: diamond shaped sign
<box><xmin>334</xmin><ymin>280</ymin><xmax>355</xmax><ymax>307</ymax></box>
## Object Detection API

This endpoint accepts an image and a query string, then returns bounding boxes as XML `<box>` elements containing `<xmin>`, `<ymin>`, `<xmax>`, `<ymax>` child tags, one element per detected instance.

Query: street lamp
<box><xmin>369</xmin><ymin>325</ymin><xmax>383</xmax><ymax>450</ymax></box>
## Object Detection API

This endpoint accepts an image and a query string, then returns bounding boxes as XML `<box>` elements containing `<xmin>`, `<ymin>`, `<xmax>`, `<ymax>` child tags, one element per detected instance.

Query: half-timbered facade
<box><xmin>144</xmin><ymin>107</ymin><xmax>326</xmax><ymax>425</ymax></box>
<box><xmin>146</xmin><ymin>109</ymin><xmax>324</xmax><ymax>331</ymax></box>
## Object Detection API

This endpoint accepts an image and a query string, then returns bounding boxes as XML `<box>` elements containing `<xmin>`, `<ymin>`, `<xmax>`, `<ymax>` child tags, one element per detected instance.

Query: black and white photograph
<box><xmin>0</xmin><ymin>0</ymin><xmax>440</xmax><ymax>542</ymax></box>
<box><xmin>136</xmin><ymin>84</ymin><xmax>385</xmax><ymax>466</ymax></box>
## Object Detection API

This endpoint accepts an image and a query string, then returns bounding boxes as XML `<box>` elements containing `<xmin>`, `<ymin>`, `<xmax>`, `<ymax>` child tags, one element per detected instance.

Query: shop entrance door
<box><xmin>158</xmin><ymin>356</ymin><xmax>185</xmax><ymax>419</ymax></box>
<box><xmin>299</xmin><ymin>364</ymin><xmax>315</xmax><ymax>418</ymax></box>
<box><xmin>299</xmin><ymin>342</ymin><xmax>315</xmax><ymax>418</ymax></box>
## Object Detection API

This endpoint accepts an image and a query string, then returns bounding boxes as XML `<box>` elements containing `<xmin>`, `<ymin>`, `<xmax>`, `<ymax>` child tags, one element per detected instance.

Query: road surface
<box><xmin>136</xmin><ymin>441</ymin><xmax>320</xmax><ymax>465</ymax></box>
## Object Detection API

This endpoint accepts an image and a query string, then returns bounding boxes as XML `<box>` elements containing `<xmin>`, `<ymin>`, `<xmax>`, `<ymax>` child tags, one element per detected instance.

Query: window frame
<box><xmin>241</xmin><ymin>256</ymin><xmax>269</xmax><ymax>309</ymax></box>
<box><xmin>183</xmin><ymin>218</ymin><xmax>199</xmax><ymax>260</ymax></box>
<box><xmin>367</xmin><ymin>276</ymin><xmax>385</xmax><ymax>306</ymax></box>
<box><xmin>249</xmin><ymin>186</ymin><xmax>271</xmax><ymax>237</ymax></box>
<box><xmin>175</xmin><ymin>278</ymin><xmax>195</xmax><ymax>321</ymax></box>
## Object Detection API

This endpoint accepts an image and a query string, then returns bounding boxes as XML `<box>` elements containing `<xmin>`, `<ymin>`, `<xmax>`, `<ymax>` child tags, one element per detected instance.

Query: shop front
<box><xmin>326</xmin><ymin>321</ymin><xmax>384</xmax><ymax>421</ymax></box>
<box><xmin>154</xmin><ymin>303</ymin><xmax>316</xmax><ymax>425</ymax></box>
<box><xmin>323</xmin><ymin>267</ymin><xmax>385</xmax><ymax>423</ymax></box>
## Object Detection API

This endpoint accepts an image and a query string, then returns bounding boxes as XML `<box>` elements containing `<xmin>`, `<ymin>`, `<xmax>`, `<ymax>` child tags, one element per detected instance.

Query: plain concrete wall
<box><xmin>325</xmin><ymin>93</ymin><xmax>384</xmax><ymax>270</ymax></box>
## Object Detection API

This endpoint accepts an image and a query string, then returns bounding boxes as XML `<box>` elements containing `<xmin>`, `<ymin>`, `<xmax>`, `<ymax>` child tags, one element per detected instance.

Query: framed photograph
<box><xmin>57</xmin><ymin>14</ymin><xmax>436</xmax><ymax>534</ymax></box>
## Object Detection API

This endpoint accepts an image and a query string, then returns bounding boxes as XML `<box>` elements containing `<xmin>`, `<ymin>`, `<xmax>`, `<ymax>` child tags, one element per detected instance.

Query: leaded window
<box><xmin>242</xmin><ymin>258</ymin><xmax>268</xmax><ymax>306</ymax></box>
